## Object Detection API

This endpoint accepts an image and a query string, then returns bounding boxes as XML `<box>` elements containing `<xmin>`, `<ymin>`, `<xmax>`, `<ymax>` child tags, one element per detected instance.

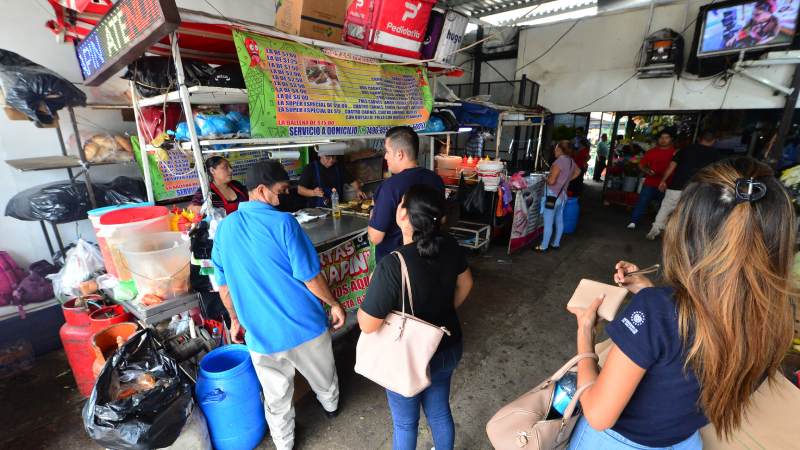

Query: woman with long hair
<box><xmin>189</xmin><ymin>156</ymin><xmax>249</xmax><ymax>215</ymax></box>
<box><xmin>358</xmin><ymin>184</ymin><xmax>473</xmax><ymax>450</ymax></box>
<box><xmin>536</xmin><ymin>140</ymin><xmax>580</xmax><ymax>252</ymax></box>
<box><xmin>567</xmin><ymin>157</ymin><xmax>796</xmax><ymax>449</ymax></box>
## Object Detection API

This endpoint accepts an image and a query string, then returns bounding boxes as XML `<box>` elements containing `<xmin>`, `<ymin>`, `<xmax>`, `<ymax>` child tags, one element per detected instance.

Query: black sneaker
<box><xmin>318</xmin><ymin>401</ymin><xmax>339</xmax><ymax>418</ymax></box>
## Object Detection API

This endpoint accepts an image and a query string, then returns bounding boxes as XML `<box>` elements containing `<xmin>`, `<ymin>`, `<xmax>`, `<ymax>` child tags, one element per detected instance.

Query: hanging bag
<box><xmin>486</xmin><ymin>353</ymin><xmax>597</xmax><ymax>449</ymax></box>
<box><xmin>545</xmin><ymin>159</ymin><xmax>574</xmax><ymax>210</ymax></box>
<box><xmin>354</xmin><ymin>251</ymin><xmax>451</xmax><ymax>397</ymax></box>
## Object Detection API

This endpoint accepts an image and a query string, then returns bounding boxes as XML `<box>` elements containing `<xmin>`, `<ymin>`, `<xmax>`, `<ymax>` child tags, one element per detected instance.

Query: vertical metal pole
<box><xmin>55</xmin><ymin>125</ymin><xmax>75</xmax><ymax>180</ymax></box>
<box><xmin>772</xmin><ymin>66</ymin><xmax>800</xmax><ymax>169</ymax></box>
<box><xmin>472</xmin><ymin>27</ymin><xmax>484</xmax><ymax>97</ymax></box>
<box><xmin>130</xmin><ymin>81</ymin><xmax>155</xmax><ymax>203</ymax></box>
<box><xmin>68</xmin><ymin>107</ymin><xmax>97</xmax><ymax>209</ymax></box>
<box><xmin>171</xmin><ymin>32</ymin><xmax>210</xmax><ymax>198</ymax></box>
<box><xmin>534</xmin><ymin>122</ymin><xmax>543</xmax><ymax>171</ymax></box>
<box><xmin>429</xmin><ymin>136</ymin><xmax>435</xmax><ymax>170</ymax></box>
<box><xmin>40</xmin><ymin>221</ymin><xmax>55</xmax><ymax>259</ymax></box>
<box><xmin>51</xmin><ymin>222</ymin><xmax>66</xmax><ymax>258</ymax></box>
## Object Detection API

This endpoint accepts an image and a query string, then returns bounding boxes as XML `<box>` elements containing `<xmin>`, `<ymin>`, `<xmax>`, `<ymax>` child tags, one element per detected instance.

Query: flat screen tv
<box><xmin>697</xmin><ymin>0</ymin><xmax>800</xmax><ymax>57</ymax></box>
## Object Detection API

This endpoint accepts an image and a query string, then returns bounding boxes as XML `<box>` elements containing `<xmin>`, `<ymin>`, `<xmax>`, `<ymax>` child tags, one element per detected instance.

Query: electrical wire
<box><xmin>515</xmin><ymin>19</ymin><xmax>581</xmax><ymax>73</ymax></box>
<box><xmin>567</xmin><ymin>72</ymin><xmax>638</xmax><ymax>113</ymax></box>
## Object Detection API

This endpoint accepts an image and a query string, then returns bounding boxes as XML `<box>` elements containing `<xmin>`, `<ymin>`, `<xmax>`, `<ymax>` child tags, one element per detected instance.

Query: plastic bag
<box><xmin>0</xmin><ymin>49</ymin><xmax>86</xmax><ymax>125</ymax></box>
<box><xmin>123</xmin><ymin>56</ymin><xmax>213</xmax><ymax>98</ymax></box>
<box><xmin>5</xmin><ymin>177</ymin><xmax>146</xmax><ymax>223</ymax></box>
<box><xmin>195</xmin><ymin>113</ymin><xmax>236</xmax><ymax>137</ymax></box>
<box><xmin>462</xmin><ymin>181</ymin><xmax>489</xmax><ymax>215</ymax></box>
<box><xmin>225</xmin><ymin>111</ymin><xmax>250</xmax><ymax>135</ymax></box>
<box><xmin>82</xmin><ymin>134</ymin><xmax>134</xmax><ymax>163</ymax></box>
<box><xmin>509</xmin><ymin>171</ymin><xmax>529</xmax><ymax>190</ymax></box>
<box><xmin>83</xmin><ymin>329</ymin><xmax>193</xmax><ymax>450</ymax></box>
<box><xmin>48</xmin><ymin>240</ymin><xmax>104</xmax><ymax>300</ymax></box>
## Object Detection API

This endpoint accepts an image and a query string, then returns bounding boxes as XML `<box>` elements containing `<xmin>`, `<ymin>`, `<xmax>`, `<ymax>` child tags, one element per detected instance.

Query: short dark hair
<box><xmin>385</xmin><ymin>126</ymin><xmax>419</xmax><ymax>159</ymax></box>
<box><xmin>660</xmin><ymin>128</ymin><xmax>675</xmax><ymax>138</ymax></box>
<box><xmin>699</xmin><ymin>130</ymin><xmax>716</xmax><ymax>142</ymax></box>
<box><xmin>244</xmin><ymin>160</ymin><xmax>289</xmax><ymax>191</ymax></box>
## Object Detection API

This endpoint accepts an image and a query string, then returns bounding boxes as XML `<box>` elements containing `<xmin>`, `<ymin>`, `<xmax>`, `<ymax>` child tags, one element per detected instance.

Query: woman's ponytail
<box><xmin>402</xmin><ymin>184</ymin><xmax>445</xmax><ymax>258</ymax></box>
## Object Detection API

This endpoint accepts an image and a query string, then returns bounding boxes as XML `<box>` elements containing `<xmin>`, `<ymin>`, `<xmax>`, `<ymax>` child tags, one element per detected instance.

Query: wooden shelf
<box><xmin>5</xmin><ymin>156</ymin><xmax>131</xmax><ymax>172</ymax></box>
<box><xmin>138</xmin><ymin>86</ymin><xmax>248</xmax><ymax>107</ymax></box>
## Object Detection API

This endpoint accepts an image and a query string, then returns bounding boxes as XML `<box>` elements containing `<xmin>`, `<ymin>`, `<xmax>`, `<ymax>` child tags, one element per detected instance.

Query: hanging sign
<box><xmin>76</xmin><ymin>0</ymin><xmax>180</xmax><ymax>86</ymax></box>
<box><xmin>508</xmin><ymin>175</ymin><xmax>547</xmax><ymax>254</ymax></box>
<box><xmin>318</xmin><ymin>232</ymin><xmax>375</xmax><ymax>313</ymax></box>
<box><xmin>233</xmin><ymin>30</ymin><xmax>433</xmax><ymax>139</ymax></box>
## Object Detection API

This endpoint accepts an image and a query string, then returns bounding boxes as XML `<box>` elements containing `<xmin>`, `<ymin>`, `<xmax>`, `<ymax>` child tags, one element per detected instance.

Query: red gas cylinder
<box><xmin>59</xmin><ymin>298</ymin><xmax>99</xmax><ymax>397</ymax></box>
<box><xmin>89</xmin><ymin>305</ymin><xmax>131</xmax><ymax>334</ymax></box>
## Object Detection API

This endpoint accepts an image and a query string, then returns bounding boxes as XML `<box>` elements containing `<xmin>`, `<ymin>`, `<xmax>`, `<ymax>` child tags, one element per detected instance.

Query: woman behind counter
<box><xmin>189</xmin><ymin>156</ymin><xmax>248</xmax><ymax>215</ymax></box>
<box><xmin>358</xmin><ymin>184</ymin><xmax>473</xmax><ymax>450</ymax></box>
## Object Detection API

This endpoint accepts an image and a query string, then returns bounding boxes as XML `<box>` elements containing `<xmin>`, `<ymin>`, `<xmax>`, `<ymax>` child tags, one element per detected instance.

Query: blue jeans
<box><xmin>385</xmin><ymin>342</ymin><xmax>463</xmax><ymax>450</ymax></box>
<box><xmin>568</xmin><ymin>417</ymin><xmax>703</xmax><ymax>450</ymax></box>
<box><xmin>541</xmin><ymin>190</ymin><xmax>566</xmax><ymax>250</ymax></box>
<box><xmin>630</xmin><ymin>186</ymin><xmax>664</xmax><ymax>225</ymax></box>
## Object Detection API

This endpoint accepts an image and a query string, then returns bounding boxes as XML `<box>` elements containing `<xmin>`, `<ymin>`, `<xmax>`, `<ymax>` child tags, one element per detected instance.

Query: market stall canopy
<box><xmin>45</xmin><ymin>0</ymin><xmax>460</xmax><ymax>87</ymax></box>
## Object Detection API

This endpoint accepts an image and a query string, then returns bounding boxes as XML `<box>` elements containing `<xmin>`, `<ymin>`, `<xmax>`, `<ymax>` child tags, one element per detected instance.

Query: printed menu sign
<box><xmin>233</xmin><ymin>30</ymin><xmax>432</xmax><ymax>139</ymax></box>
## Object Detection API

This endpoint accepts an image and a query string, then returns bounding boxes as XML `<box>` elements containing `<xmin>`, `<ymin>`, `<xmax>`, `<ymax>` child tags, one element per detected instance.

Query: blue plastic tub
<box><xmin>196</xmin><ymin>345</ymin><xmax>266</xmax><ymax>450</ymax></box>
<box><xmin>563</xmin><ymin>197</ymin><xmax>580</xmax><ymax>234</ymax></box>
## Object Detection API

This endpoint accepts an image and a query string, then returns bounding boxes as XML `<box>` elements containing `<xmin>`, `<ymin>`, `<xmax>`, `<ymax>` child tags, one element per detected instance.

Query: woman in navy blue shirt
<box><xmin>567</xmin><ymin>157</ymin><xmax>797</xmax><ymax>449</ymax></box>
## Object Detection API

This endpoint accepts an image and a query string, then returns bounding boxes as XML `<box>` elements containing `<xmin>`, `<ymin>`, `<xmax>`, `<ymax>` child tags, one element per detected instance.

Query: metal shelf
<box><xmin>138</xmin><ymin>86</ymin><xmax>248</xmax><ymax>107</ymax></box>
<box><xmin>5</xmin><ymin>155</ymin><xmax>131</xmax><ymax>172</ymax></box>
<box><xmin>179</xmin><ymin>130</ymin><xmax>466</xmax><ymax>149</ymax></box>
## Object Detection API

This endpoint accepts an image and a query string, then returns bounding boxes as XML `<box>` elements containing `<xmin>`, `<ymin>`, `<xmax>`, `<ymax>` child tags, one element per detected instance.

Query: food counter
<box><xmin>300</xmin><ymin>212</ymin><xmax>370</xmax><ymax>249</ymax></box>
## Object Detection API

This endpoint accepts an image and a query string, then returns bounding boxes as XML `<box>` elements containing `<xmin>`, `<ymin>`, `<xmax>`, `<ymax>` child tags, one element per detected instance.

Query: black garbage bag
<box><xmin>83</xmin><ymin>328</ymin><xmax>193</xmax><ymax>450</ymax></box>
<box><xmin>462</xmin><ymin>181</ymin><xmax>488</xmax><ymax>216</ymax></box>
<box><xmin>0</xmin><ymin>49</ymin><xmax>86</xmax><ymax>125</ymax></box>
<box><xmin>123</xmin><ymin>56</ymin><xmax>214</xmax><ymax>98</ymax></box>
<box><xmin>5</xmin><ymin>176</ymin><xmax>146</xmax><ymax>223</ymax></box>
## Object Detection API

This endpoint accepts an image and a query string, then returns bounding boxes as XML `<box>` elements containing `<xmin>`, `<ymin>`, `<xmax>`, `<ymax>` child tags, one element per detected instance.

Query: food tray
<box><xmin>122</xmin><ymin>293</ymin><xmax>200</xmax><ymax>325</ymax></box>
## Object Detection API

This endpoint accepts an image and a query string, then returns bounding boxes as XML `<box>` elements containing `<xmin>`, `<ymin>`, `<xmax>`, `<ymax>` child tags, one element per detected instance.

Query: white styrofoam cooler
<box><xmin>434</xmin><ymin>11</ymin><xmax>469</xmax><ymax>65</ymax></box>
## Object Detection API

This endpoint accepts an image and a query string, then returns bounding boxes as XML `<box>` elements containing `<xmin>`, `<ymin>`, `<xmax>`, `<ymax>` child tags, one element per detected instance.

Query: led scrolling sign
<box><xmin>76</xmin><ymin>0</ymin><xmax>180</xmax><ymax>86</ymax></box>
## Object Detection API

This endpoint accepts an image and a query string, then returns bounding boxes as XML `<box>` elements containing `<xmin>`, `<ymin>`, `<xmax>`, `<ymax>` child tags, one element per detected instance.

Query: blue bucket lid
<box><xmin>87</xmin><ymin>202</ymin><xmax>154</xmax><ymax>217</ymax></box>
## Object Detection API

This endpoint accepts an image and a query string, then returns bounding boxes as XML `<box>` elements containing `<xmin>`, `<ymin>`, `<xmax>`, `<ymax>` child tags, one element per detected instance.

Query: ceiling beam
<box><xmin>474</xmin><ymin>0</ymin><xmax>547</xmax><ymax>17</ymax></box>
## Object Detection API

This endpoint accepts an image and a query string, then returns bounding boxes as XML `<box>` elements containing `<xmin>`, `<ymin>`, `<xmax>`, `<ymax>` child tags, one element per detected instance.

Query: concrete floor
<box><xmin>1</xmin><ymin>182</ymin><xmax>662</xmax><ymax>450</ymax></box>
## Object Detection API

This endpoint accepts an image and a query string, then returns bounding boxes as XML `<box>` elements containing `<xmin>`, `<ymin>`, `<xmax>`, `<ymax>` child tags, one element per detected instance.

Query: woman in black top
<box><xmin>189</xmin><ymin>156</ymin><xmax>248</xmax><ymax>216</ymax></box>
<box><xmin>359</xmin><ymin>184</ymin><xmax>473</xmax><ymax>450</ymax></box>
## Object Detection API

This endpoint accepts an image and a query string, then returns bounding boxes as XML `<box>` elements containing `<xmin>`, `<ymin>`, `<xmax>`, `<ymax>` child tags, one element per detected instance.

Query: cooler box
<box><xmin>344</xmin><ymin>0</ymin><xmax>437</xmax><ymax>59</ymax></box>
<box><xmin>421</xmin><ymin>9</ymin><xmax>468</xmax><ymax>64</ymax></box>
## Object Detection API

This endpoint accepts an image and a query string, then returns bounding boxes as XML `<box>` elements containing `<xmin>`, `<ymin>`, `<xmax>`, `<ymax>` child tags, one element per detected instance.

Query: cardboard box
<box><xmin>275</xmin><ymin>0</ymin><xmax>348</xmax><ymax>44</ymax></box>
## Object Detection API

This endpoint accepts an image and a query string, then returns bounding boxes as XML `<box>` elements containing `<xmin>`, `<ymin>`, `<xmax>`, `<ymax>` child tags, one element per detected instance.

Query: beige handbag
<box><xmin>354</xmin><ymin>251</ymin><xmax>451</xmax><ymax>397</ymax></box>
<box><xmin>486</xmin><ymin>353</ymin><xmax>597</xmax><ymax>450</ymax></box>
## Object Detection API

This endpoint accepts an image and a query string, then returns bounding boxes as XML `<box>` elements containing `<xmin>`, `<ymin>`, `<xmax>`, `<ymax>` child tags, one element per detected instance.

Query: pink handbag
<box><xmin>354</xmin><ymin>251</ymin><xmax>451</xmax><ymax>397</ymax></box>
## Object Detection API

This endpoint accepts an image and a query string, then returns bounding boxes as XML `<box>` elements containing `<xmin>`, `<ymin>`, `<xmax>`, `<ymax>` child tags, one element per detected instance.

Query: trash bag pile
<box><xmin>0</xmin><ymin>49</ymin><xmax>86</xmax><ymax>125</ymax></box>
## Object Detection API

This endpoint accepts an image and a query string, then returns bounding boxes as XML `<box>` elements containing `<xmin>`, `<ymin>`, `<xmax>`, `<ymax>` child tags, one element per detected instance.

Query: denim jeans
<box><xmin>385</xmin><ymin>342</ymin><xmax>463</xmax><ymax>450</ymax></box>
<box><xmin>541</xmin><ymin>189</ymin><xmax>566</xmax><ymax>250</ymax></box>
<box><xmin>630</xmin><ymin>185</ymin><xmax>664</xmax><ymax>225</ymax></box>
<box><xmin>568</xmin><ymin>417</ymin><xmax>703</xmax><ymax>450</ymax></box>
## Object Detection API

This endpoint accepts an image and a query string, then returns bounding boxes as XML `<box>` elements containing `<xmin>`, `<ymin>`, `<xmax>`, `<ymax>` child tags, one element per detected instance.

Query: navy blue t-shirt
<box><xmin>606</xmin><ymin>287</ymin><xmax>708</xmax><ymax>447</ymax></box>
<box><xmin>369</xmin><ymin>167</ymin><xmax>444</xmax><ymax>261</ymax></box>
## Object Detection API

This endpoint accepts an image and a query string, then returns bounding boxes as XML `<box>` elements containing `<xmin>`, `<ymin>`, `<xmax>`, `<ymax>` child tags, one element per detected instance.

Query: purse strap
<box><xmin>392</xmin><ymin>251</ymin><xmax>415</xmax><ymax>317</ymax></box>
<box><xmin>549</xmin><ymin>353</ymin><xmax>598</xmax><ymax>382</ymax></box>
<box><xmin>554</xmin><ymin>381</ymin><xmax>596</xmax><ymax>445</ymax></box>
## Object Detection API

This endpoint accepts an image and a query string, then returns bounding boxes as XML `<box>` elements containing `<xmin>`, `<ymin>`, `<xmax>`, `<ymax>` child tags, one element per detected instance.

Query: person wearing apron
<box><xmin>298</xmin><ymin>154</ymin><xmax>365</xmax><ymax>207</ymax></box>
<box><xmin>189</xmin><ymin>156</ymin><xmax>249</xmax><ymax>215</ymax></box>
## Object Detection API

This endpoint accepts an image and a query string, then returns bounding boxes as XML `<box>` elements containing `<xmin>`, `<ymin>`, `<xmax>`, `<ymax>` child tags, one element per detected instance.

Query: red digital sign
<box><xmin>76</xmin><ymin>0</ymin><xmax>180</xmax><ymax>86</ymax></box>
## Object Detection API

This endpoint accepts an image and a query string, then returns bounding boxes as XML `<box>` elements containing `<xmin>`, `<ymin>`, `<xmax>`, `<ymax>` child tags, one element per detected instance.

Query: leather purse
<box><xmin>566</xmin><ymin>279</ymin><xmax>628</xmax><ymax>322</ymax></box>
<box><xmin>486</xmin><ymin>353</ymin><xmax>597</xmax><ymax>450</ymax></box>
<box><xmin>354</xmin><ymin>251</ymin><xmax>451</xmax><ymax>397</ymax></box>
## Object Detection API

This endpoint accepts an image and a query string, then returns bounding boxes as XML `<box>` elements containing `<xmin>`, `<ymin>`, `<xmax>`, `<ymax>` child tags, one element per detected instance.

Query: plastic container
<box><xmin>89</xmin><ymin>304</ymin><xmax>132</xmax><ymax>333</ymax></box>
<box><xmin>119</xmin><ymin>232</ymin><xmax>191</xmax><ymax>301</ymax></box>
<box><xmin>196</xmin><ymin>345</ymin><xmax>267</xmax><ymax>450</ymax></box>
<box><xmin>564</xmin><ymin>197</ymin><xmax>580</xmax><ymax>234</ymax></box>
<box><xmin>98</xmin><ymin>206</ymin><xmax>170</xmax><ymax>279</ymax></box>
<box><xmin>88</xmin><ymin>203</ymin><xmax>153</xmax><ymax>278</ymax></box>
<box><xmin>90</xmin><ymin>322</ymin><xmax>138</xmax><ymax>377</ymax></box>
<box><xmin>477</xmin><ymin>159</ymin><xmax>505</xmax><ymax>192</ymax></box>
<box><xmin>344</xmin><ymin>0</ymin><xmax>437</xmax><ymax>58</ymax></box>
<box><xmin>59</xmin><ymin>298</ymin><xmax>99</xmax><ymax>397</ymax></box>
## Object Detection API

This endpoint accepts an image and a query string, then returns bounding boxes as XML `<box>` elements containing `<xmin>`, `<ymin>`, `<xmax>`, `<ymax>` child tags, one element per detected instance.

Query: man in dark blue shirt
<box><xmin>212</xmin><ymin>160</ymin><xmax>346</xmax><ymax>450</ymax></box>
<box><xmin>368</xmin><ymin>126</ymin><xmax>445</xmax><ymax>261</ymax></box>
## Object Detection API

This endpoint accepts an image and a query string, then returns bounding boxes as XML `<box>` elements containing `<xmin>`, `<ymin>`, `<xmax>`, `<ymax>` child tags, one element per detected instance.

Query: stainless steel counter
<box><xmin>301</xmin><ymin>213</ymin><xmax>370</xmax><ymax>248</ymax></box>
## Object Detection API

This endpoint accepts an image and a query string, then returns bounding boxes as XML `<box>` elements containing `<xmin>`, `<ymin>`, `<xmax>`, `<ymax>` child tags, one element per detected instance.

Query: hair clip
<box><xmin>734</xmin><ymin>178</ymin><xmax>767</xmax><ymax>204</ymax></box>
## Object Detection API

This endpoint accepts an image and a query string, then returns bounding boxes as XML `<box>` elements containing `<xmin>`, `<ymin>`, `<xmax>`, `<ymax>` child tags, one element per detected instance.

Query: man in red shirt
<box><xmin>627</xmin><ymin>131</ymin><xmax>676</xmax><ymax>229</ymax></box>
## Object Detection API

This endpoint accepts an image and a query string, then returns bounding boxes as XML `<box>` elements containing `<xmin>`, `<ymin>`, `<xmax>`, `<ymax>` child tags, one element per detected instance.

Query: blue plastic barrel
<box><xmin>563</xmin><ymin>197</ymin><xmax>580</xmax><ymax>234</ymax></box>
<box><xmin>196</xmin><ymin>345</ymin><xmax>266</xmax><ymax>450</ymax></box>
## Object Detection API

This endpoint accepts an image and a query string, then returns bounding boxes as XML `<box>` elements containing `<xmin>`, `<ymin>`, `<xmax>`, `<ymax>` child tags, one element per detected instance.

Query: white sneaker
<box><xmin>626</xmin><ymin>222</ymin><xmax>636</xmax><ymax>229</ymax></box>
<box><xmin>646</xmin><ymin>229</ymin><xmax>661</xmax><ymax>240</ymax></box>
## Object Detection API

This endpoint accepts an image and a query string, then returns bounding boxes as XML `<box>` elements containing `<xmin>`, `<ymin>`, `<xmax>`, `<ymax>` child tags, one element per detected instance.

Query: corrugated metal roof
<box><xmin>448</xmin><ymin>0</ymin><xmax>596</xmax><ymax>24</ymax></box>
<box><xmin>449</xmin><ymin>0</ymin><xmax>548</xmax><ymax>18</ymax></box>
